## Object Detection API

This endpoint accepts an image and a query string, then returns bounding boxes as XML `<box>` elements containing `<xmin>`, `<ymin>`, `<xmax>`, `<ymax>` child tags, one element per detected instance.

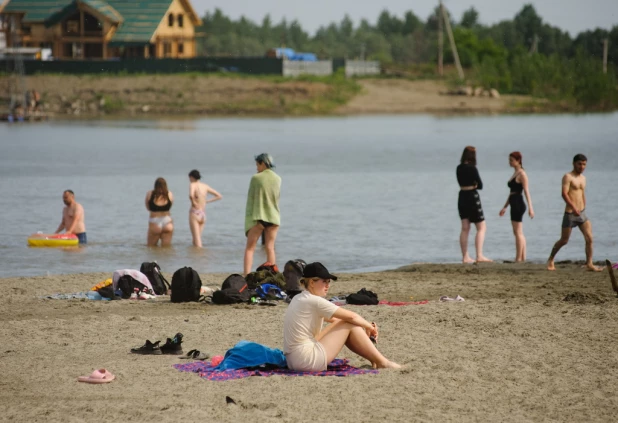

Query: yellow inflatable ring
<box><xmin>27</xmin><ymin>233</ymin><xmax>79</xmax><ymax>247</ymax></box>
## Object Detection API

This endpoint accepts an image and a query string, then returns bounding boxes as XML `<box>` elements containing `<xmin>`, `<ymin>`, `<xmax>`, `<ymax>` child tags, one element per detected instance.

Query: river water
<box><xmin>1</xmin><ymin>113</ymin><xmax>617</xmax><ymax>277</ymax></box>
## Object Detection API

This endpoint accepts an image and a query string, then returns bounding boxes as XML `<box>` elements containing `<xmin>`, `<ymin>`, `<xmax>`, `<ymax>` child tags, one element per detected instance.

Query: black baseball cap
<box><xmin>303</xmin><ymin>262</ymin><xmax>338</xmax><ymax>281</ymax></box>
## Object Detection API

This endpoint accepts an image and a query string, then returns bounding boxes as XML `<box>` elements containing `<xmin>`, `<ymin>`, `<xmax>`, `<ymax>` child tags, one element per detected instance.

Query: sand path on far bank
<box><xmin>1</xmin><ymin>263</ymin><xmax>617</xmax><ymax>422</ymax></box>
<box><xmin>337</xmin><ymin>79</ymin><xmax>529</xmax><ymax>115</ymax></box>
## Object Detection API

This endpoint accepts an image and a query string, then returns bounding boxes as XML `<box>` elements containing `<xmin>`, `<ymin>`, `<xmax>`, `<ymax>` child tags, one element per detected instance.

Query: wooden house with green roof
<box><xmin>0</xmin><ymin>0</ymin><xmax>202</xmax><ymax>59</ymax></box>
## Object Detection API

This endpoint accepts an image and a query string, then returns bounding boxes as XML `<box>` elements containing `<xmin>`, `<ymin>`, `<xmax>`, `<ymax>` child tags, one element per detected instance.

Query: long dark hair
<box><xmin>153</xmin><ymin>177</ymin><xmax>169</xmax><ymax>201</ymax></box>
<box><xmin>460</xmin><ymin>146</ymin><xmax>477</xmax><ymax>166</ymax></box>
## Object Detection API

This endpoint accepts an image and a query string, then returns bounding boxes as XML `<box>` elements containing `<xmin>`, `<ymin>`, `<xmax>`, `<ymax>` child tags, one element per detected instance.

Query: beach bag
<box><xmin>346</xmin><ymin>288</ymin><xmax>379</xmax><ymax>305</ymax></box>
<box><xmin>283</xmin><ymin>259</ymin><xmax>306</xmax><ymax>296</ymax></box>
<box><xmin>255</xmin><ymin>283</ymin><xmax>285</xmax><ymax>300</ymax></box>
<box><xmin>117</xmin><ymin>275</ymin><xmax>149</xmax><ymax>299</ymax></box>
<box><xmin>256</xmin><ymin>262</ymin><xmax>280</xmax><ymax>273</ymax></box>
<box><xmin>140</xmin><ymin>262</ymin><xmax>170</xmax><ymax>295</ymax></box>
<box><xmin>171</xmin><ymin>267</ymin><xmax>202</xmax><ymax>303</ymax></box>
<box><xmin>222</xmin><ymin>274</ymin><xmax>247</xmax><ymax>291</ymax></box>
<box><xmin>213</xmin><ymin>274</ymin><xmax>251</xmax><ymax>304</ymax></box>
<box><xmin>90</xmin><ymin>278</ymin><xmax>119</xmax><ymax>300</ymax></box>
<box><xmin>245</xmin><ymin>262</ymin><xmax>286</xmax><ymax>290</ymax></box>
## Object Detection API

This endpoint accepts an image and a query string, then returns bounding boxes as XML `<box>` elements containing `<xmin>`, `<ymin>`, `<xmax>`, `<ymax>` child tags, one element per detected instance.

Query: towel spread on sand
<box><xmin>245</xmin><ymin>168</ymin><xmax>281</xmax><ymax>234</ymax></box>
<box><xmin>378</xmin><ymin>300</ymin><xmax>430</xmax><ymax>306</ymax></box>
<box><xmin>174</xmin><ymin>359</ymin><xmax>377</xmax><ymax>381</ymax></box>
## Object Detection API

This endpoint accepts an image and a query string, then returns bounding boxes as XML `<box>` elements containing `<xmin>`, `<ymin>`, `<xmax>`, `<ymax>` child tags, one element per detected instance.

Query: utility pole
<box><xmin>437</xmin><ymin>4</ymin><xmax>443</xmax><ymax>76</ymax></box>
<box><xmin>440</xmin><ymin>1</ymin><xmax>464</xmax><ymax>80</ymax></box>
<box><xmin>602</xmin><ymin>38</ymin><xmax>608</xmax><ymax>74</ymax></box>
<box><xmin>529</xmin><ymin>34</ymin><xmax>538</xmax><ymax>54</ymax></box>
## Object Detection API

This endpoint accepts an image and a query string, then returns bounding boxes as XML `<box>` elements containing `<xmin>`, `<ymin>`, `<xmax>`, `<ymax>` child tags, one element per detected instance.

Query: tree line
<box><xmin>197</xmin><ymin>4</ymin><xmax>618</xmax><ymax>109</ymax></box>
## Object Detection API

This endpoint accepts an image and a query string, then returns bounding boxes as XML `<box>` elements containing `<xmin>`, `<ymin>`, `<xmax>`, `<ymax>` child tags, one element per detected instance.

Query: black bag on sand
<box><xmin>140</xmin><ymin>262</ymin><xmax>171</xmax><ymax>295</ymax></box>
<box><xmin>117</xmin><ymin>275</ymin><xmax>149</xmax><ymax>299</ymax></box>
<box><xmin>222</xmin><ymin>274</ymin><xmax>248</xmax><ymax>291</ymax></box>
<box><xmin>171</xmin><ymin>267</ymin><xmax>202</xmax><ymax>303</ymax></box>
<box><xmin>212</xmin><ymin>274</ymin><xmax>252</xmax><ymax>305</ymax></box>
<box><xmin>346</xmin><ymin>288</ymin><xmax>379</xmax><ymax>305</ymax></box>
<box><xmin>97</xmin><ymin>285</ymin><xmax>120</xmax><ymax>300</ymax></box>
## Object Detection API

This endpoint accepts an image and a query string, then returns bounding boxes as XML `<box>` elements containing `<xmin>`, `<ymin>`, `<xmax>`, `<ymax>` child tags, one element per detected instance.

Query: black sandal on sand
<box><xmin>160</xmin><ymin>333</ymin><xmax>184</xmax><ymax>355</ymax></box>
<box><xmin>130</xmin><ymin>340</ymin><xmax>162</xmax><ymax>355</ymax></box>
<box><xmin>179</xmin><ymin>349</ymin><xmax>210</xmax><ymax>360</ymax></box>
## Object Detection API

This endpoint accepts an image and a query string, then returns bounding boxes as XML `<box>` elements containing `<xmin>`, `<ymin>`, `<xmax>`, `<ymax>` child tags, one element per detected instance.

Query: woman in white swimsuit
<box><xmin>188</xmin><ymin>169</ymin><xmax>222</xmax><ymax>247</ymax></box>
<box><xmin>145</xmin><ymin>177</ymin><xmax>174</xmax><ymax>247</ymax></box>
<box><xmin>283</xmin><ymin>262</ymin><xmax>402</xmax><ymax>371</ymax></box>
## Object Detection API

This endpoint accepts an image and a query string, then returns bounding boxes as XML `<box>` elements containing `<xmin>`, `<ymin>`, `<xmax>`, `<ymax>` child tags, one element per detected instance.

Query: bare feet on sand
<box><xmin>462</xmin><ymin>256</ymin><xmax>475</xmax><ymax>264</ymax></box>
<box><xmin>476</xmin><ymin>257</ymin><xmax>493</xmax><ymax>263</ymax></box>
<box><xmin>547</xmin><ymin>260</ymin><xmax>556</xmax><ymax>271</ymax></box>
<box><xmin>584</xmin><ymin>264</ymin><xmax>603</xmax><ymax>272</ymax></box>
<box><xmin>376</xmin><ymin>360</ymin><xmax>402</xmax><ymax>369</ymax></box>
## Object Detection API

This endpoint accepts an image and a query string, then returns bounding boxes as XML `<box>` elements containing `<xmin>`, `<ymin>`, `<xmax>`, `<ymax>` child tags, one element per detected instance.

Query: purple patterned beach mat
<box><xmin>174</xmin><ymin>359</ymin><xmax>378</xmax><ymax>381</ymax></box>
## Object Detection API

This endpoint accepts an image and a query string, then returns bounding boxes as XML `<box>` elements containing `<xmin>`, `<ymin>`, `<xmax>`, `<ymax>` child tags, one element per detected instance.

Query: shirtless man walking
<box><xmin>547</xmin><ymin>154</ymin><xmax>601</xmax><ymax>271</ymax></box>
<box><xmin>55</xmin><ymin>190</ymin><xmax>87</xmax><ymax>244</ymax></box>
<box><xmin>188</xmin><ymin>169</ymin><xmax>222</xmax><ymax>247</ymax></box>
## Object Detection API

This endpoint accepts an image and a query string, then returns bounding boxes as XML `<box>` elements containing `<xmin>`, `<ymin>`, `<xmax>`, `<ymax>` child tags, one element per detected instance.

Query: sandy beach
<box><xmin>1</xmin><ymin>262</ymin><xmax>617</xmax><ymax>422</ymax></box>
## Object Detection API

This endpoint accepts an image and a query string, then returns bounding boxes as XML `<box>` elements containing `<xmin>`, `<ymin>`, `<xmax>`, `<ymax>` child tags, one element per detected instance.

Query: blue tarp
<box><xmin>269</xmin><ymin>48</ymin><xmax>317</xmax><ymax>62</ymax></box>
<box><xmin>291</xmin><ymin>52</ymin><xmax>317</xmax><ymax>61</ymax></box>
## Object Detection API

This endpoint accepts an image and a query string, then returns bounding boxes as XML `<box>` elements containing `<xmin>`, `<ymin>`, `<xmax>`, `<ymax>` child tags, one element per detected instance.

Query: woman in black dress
<box><xmin>457</xmin><ymin>146</ymin><xmax>491</xmax><ymax>263</ymax></box>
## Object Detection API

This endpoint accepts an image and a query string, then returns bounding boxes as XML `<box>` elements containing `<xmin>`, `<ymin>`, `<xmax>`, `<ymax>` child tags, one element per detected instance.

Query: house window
<box><xmin>83</xmin><ymin>12</ymin><xmax>103</xmax><ymax>35</ymax></box>
<box><xmin>163</xmin><ymin>42</ymin><xmax>171</xmax><ymax>57</ymax></box>
<box><xmin>66</xmin><ymin>20</ymin><xmax>79</xmax><ymax>34</ymax></box>
<box><xmin>177</xmin><ymin>14</ymin><xmax>184</xmax><ymax>28</ymax></box>
<box><xmin>178</xmin><ymin>43</ymin><xmax>184</xmax><ymax>54</ymax></box>
<box><xmin>168</xmin><ymin>14</ymin><xmax>174</xmax><ymax>27</ymax></box>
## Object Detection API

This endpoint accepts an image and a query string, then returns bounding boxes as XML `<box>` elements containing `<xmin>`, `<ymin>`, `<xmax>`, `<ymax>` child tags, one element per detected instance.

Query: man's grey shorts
<box><xmin>562</xmin><ymin>210</ymin><xmax>588</xmax><ymax>228</ymax></box>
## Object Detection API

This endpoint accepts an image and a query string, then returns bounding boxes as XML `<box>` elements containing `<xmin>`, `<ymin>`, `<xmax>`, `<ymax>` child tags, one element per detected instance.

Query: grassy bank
<box><xmin>3</xmin><ymin>70</ymin><xmax>611</xmax><ymax>118</ymax></box>
<box><xmin>0</xmin><ymin>72</ymin><xmax>362</xmax><ymax>117</ymax></box>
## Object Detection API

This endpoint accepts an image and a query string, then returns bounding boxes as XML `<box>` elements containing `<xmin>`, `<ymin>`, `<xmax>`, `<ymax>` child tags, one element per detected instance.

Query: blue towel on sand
<box><xmin>215</xmin><ymin>340</ymin><xmax>287</xmax><ymax>370</ymax></box>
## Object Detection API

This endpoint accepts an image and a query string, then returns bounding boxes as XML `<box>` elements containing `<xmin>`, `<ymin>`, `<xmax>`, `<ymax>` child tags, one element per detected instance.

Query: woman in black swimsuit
<box><xmin>457</xmin><ymin>146</ymin><xmax>491</xmax><ymax>263</ymax></box>
<box><xmin>499</xmin><ymin>152</ymin><xmax>534</xmax><ymax>262</ymax></box>
<box><xmin>145</xmin><ymin>177</ymin><xmax>175</xmax><ymax>247</ymax></box>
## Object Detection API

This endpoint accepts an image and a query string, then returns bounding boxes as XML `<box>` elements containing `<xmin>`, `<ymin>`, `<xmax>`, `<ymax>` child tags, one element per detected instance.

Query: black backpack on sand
<box><xmin>171</xmin><ymin>267</ymin><xmax>202</xmax><ymax>303</ymax></box>
<box><xmin>140</xmin><ymin>262</ymin><xmax>171</xmax><ymax>295</ymax></box>
<box><xmin>346</xmin><ymin>288</ymin><xmax>379</xmax><ymax>305</ymax></box>
<box><xmin>212</xmin><ymin>274</ymin><xmax>252</xmax><ymax>305</ymax></box>
<box><xmin>283</xmin><ymin>259</ymin><xmax>306</xmax><ymax>297</ymax></box>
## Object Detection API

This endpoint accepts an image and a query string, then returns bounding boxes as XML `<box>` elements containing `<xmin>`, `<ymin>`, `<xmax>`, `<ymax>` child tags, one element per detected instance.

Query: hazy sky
<box><xmin>191</xmin><ymin>0</ymin><xmax>617</xmax><ymax>36</ymax></box>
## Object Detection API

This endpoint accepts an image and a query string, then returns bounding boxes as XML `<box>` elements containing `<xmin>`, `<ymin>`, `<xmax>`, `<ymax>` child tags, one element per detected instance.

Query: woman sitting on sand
<box><xmin>145</xmin><ymin>177</ymin><xmax>174</xmax><ymax>247</ymax></box>
<box><xmin>499</xmin><ymin>152</ymin><xmax>534</xmax><ymax>262</ymax></box>
<box><xmin>283</xmin><ymin>262</ymin><xmax>402</xmax><ymax>371</ymax></box>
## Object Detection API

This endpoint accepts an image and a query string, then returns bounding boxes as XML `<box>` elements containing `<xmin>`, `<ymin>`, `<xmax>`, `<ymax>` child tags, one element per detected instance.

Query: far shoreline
<box><xmin>5</xmin><ymin>75</ymin><xmax>616</xmax><ymax>120</ymax></box>
<box><xmin>0</xmin><ymin>259</ymin><xmax>609</xmax><ymax>280</ymax></box>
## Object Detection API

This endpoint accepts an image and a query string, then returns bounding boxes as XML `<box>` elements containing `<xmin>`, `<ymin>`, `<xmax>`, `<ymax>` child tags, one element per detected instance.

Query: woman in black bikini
<box><xmin>499</xmin><ymin>152</ymin><xmax>534</xmax><ymax>262</ymax></box>
<box><xmin>145</xmin><ymin>177</ymin><xmax>174</xmax><ymax>247</ymax></box>
<box><xmin>457</xmin><ymin>146</ymin><xmax>491</xmax><ymax>263</ymax></box>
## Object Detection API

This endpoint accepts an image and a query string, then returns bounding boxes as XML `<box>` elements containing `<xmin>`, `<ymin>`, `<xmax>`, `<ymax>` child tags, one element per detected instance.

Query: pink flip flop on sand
<box><xmin>77</xmin><ymin>369</ymin><xmax>115</xmax><ymax>384</ymax></box>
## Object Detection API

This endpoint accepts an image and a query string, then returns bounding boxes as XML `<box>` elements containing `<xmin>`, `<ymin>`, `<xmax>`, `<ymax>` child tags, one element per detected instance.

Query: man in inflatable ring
<box><xmin>55</xmin><ymin>190</ymin><xmax>87</xmax><ymax>244</ymax></box>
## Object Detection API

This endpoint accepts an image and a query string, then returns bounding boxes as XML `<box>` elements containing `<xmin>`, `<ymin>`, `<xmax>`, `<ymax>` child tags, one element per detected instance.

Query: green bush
<box><xmin>474</xmin><ymin>51</ymin><xmax>618</xmax><ymax>110</ymax></box>
<box><xmin>102</xmin><ymin>96</ymin><xmax>124</xmax><ymax>113</ymax></box>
